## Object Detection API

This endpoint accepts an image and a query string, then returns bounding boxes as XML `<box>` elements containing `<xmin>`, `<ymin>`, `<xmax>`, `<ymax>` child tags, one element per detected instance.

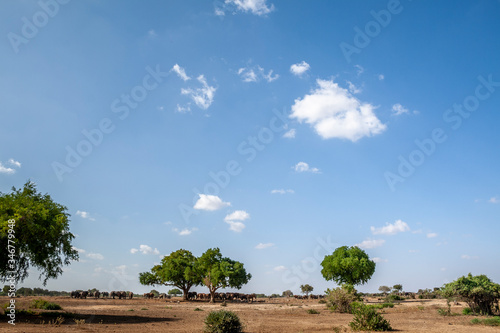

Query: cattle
<box><xmin>187</xmin><ymin>292</ymin><xmax>197</xmax><ymax>300</ymax></box>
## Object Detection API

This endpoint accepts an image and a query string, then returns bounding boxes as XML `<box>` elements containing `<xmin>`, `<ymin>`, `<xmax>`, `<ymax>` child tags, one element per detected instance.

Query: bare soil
<box><xmin>0</xmin><ymin>296</ymin><xmax>498</xmax><ymax>332</ymax></box>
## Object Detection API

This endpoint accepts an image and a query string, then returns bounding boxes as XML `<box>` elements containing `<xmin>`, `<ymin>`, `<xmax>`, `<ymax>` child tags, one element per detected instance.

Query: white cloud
<box><xmin>347</xmin><ymin>81</ymin><xmax>362</xmax><ymax>94</ymax></box>
<box><xmin>372</xmin><ymin>257</ymin><xmax>388</xmax><ymax>263</ymax></box>
<box><xmin>226</xmin><ymin>221</ymin><xmax>246</xmax><ymax>232</ymax></box>
<box><xmin>461</xmin><ymin>254</ymin><xmax>479</xmax><ymax>260</ymax></box>
<box><xmin>172</xmin><ymin>227</ymin><xmax>198</xmax><ymax>236</ymax></box>
<box><xmin>72</xmin><ymin>247</ymin><xmax>86</xmax><ymax>254</ymax></box>
<box><xmin>290</xmin><ymin>61</ymin><xmax>310</xmax><ymax>76</ymax></box>
<box><xmin>237</xmin><ymin>66</ymin><xmax>278</xmax><ymax>83</ymax></box>
<box><xmin>181</xmin><ymin>75</ymin><xmax>216</xmax><ymax>110</ymax></box>
<box><xmin>378</xmin><ymin>74</ymin><xmax>385</xmax><ymax>81</ymax></box>
<box><xmin>488</xmin><ymin>197</ymin><xmax>499</xmax><ymax>204</ymax></box>
<box><xmin>194</xmin><ymin>194</ymin><xmax>231</xmax><ymax>211</ymax></box>
<box><xmin>370</xmin><ymin>219</ymin><xmax>410</xmax><ymax>235</ymax></box>
<box><xmin>293</xmin><ymin>162</ymin><xmax>320</xmax><ymax>173</ymax></box>
<box><xmin>0</xmin><ymin>163</ymin><xmax>15</xmax><ymax>174</ymax></box>
<box><xmin>176</xmin><ymin>104</ymin><xmax>191</xmax><ymax>113</ymax></box>
<box><xmin>392</xmin><ymin>103</ymin><xmax>409</xmax><ymax>116</ymax></box>
<box><xmin>355</xmin><ymin>64</ymin><xmax>364</xmax><ymax>76</ymax></box>
<box><xmin>171</xmin><ymin>64</ymin><xmax>191</xmax><ymax>81</ymax></box>
<box><xmin>75</xmin><ymin>210</ymin><xmax>95</xmax><ymax>221</ymax></box>
<box><xmin>86</xmin><ymin>252</ymin><xmax>104</xmax><ymax>260</ymax></box>
<box><xmin>224</xmin><ymin>0</ymin><xmax>274</xmax><ymax>16</ymax></box>
<box><xmin>224</xmin><ymin>210</ymin><xmax>250</xmax><ymax>222</ymax></box>
<box><xmin>273</xmin><ymin>265</ymin><xmax>286</xmax><ymax>272</ymax></box>
<box><xmin>355</xmin><ymin>239</ymin><xmax>385</xmax><ymax>249</ymax></box>
<box><xmin>130</xmin><ymin>244</ymin><xmax>160</xmax><ymax>255</ymax></box>
<box><xmin>8</xmin><ymin>159</ymin><xmax>21</xmax><ymax>168</ymax></box>
<box><xmin>427</xmin><ymin>233</ymin><xmax>438</xmax><ymax>238</ymax></box>
<box><xmin>283</xmin><ymin>128</ymin><xmax>296</xmax><ymax>139</ymax></box>
<box><xmin>271</xmin><ymin>189</ymin><xmax>294</xmax><ymax>194</ymax></box>
<box><xmin>290</xmin><ymin>79</ymin><xmax>386</xmax><ymax>141</ymax></box>
<box><xmin>255</xmin><ymin>242</ymin><xmax>274</xmax><ymax>249</ymax></box>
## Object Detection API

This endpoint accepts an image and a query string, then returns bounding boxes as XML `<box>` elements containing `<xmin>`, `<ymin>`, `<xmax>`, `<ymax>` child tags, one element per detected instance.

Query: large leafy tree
<box><xmin>321</xmin><ymin>246</ymin><xmax>376</xmax><ymax>286</ymax></box>
<box><xmin>0</xmin><ymin>181</ymin><xmax>78</xmax><ymax>285</ymax></box>
<box><xmin>441</xmin><ymin>273</ymin><xmax>500</xmax><ymax>315</ymax></box>
<box><xmin>197</xmin><ymin>248</ymin><xmax>251</xmax><ymax>303</ymax></box>
<box><xmin>139</xmin><ymin>249</ymin><xmax>200</xmax><ymax>300</ymax></box>
<box><xmin>300</xmin><ymin>284</ymin><xmax>314</xmax><ymax>297</ymax></box>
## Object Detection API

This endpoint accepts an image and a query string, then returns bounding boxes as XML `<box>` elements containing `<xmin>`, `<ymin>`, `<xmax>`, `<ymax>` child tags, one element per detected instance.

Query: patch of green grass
<box><xmin>462</xmin><ymin>307</ymin><xmax>472</xmax><ymax>315</ymax></box>
<box><xmin>128</xmin><ymin>309</ymin><xmax>134</xmax><ymax>311</ymax></box>
<box><xmin>194</xmin><ymin>307</ymin><xmax>204</xmax><ymax>311</ymax></box>
<box><xmin>417</xmin><ymin>306</ymin><xmax>425</xmax><ymax>311</ymax></box>
<box><xmin>307</xmin><ymin>309</ymin><xmax>320</xmax><ymax>314</ymax></box>
<box><xmin>140</xmin><ymin>308</ymin><xmax>148</xmax><ymax>311</ymax></box>
<box><xmin>471</xmin><ymin>317</ymin><xmax>500</xmax><ymax>326</ymax></box>
<box><xmin>30</xmin><ymin>299</ymin><xmax>62</xmax><ymax>310</ymax></box>
<box><xmin>367</xmin><ymin>303</ymin><xmax>394</xmax><ymax>310</ymax></box>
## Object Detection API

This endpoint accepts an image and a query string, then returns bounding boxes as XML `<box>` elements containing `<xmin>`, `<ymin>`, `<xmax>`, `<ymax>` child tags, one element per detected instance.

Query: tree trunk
<box><xmin>182</xmin><ymin>287</ymin><xmax>189</xmax><ymax>301</ymax></box>
<box><xmin>210</xmin><ymin>288</ymin><xmax>216</xmax><ymax>303</ymax></box>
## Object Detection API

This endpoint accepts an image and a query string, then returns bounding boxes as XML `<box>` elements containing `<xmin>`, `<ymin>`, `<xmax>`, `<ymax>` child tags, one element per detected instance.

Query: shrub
<box><xmin>471</xmin><ymin>316</ymin><xmax>500</xmax><ymax>326</ymax></box>
<box><xmin>462</xmin><ymin>307</ymin><xmax>472</xmax><ymax>315</ymax></box>
<box><xmin>307</xmin><ymin>309</ymin><xmax>320</xmax><ymax>314</ymax></box>
<box><xmin>367</xmin><ymin>303</ymin><xmax>394</xmax><ymax>310</ymax></box>
<box><xmin>203</xmin><ymin>310</ymin><xmax>243</xmax><ymax>333</ymax></box>
<box><xmin>325</xmin><ymin>284</ymin><xmax>359</xmax><ymax>313</ymax></box>
<box><xmin>194</xmin><ymin>307</ymin><xmax>204</xmax><ymax>311</ymax></box>
<box><xmin>349</xmin><ymin>303</ymin><xmax>392</xmax><ymax>331</ymax></box>
<box><xmin>318</xmin><ymin>299</ymin><xmax>326</xmax><ymax>304</ymax></box>
<box><xmin>30</xmin><ymin>299</ymin><xmax>62</xmax><ymax>310</ymax></box>
<box><xmin>385</xmin><ymin>294</ymin><xmax>404</xmax><ymax>302</ymax></box>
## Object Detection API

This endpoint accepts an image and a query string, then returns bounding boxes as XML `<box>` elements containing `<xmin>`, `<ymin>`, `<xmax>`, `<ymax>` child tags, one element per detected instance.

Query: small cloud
<box><xmin>131</xmin><ymin>245</ymin><xmax>160</xmax><ymax>255</ymax></box>
<box><xmin>86</xmin><ymin>252</ymin><xmax>104</xmax><ymax>260</ymax></box>
<box><xmin>427</xmin><ymin>233</ymin><xmax>438</xmax><ymax>238</ymax></box>
<box><xmin>238</xmin><ymin>67</ymin><xmax>257</xmax><ymax>82</ymax></box>
<box><xmin>237</xmin><ymin>66</ymin><xmax>278</xmax><ymax>83</ymax></box>
<box><xmin>370</xmin><ymin>219</ymin><xmax>410</xmax><ymax>235</ymax></box>
<box><xmin>461</xmin><ymin>254</ymin><xmax>479</xmax><ymax>260</ymax></box>
<box><xmin>488</xmin><ymin>197</ymin><xmax>499</xmax><ymax>204</ymax></box>
<box><xmin>378</xmin><ymin>74</ymin><xmax>384</xmax><ymax>81</ymax></box>
<box><xmin>226</xmin><ymin>221</ymin><xmax>245</xmax><ymax>232</ymax></box>
<box><xmin>224</xmin><ymin>210</ymin><xmax>250</xmax><ymax>222</ymax></box>
<box><xmin>0</xmin><ymin>162</ymin><xmax>16</xmax><ymax>174</ymax></box>
<box><xmin>271</xmin><ymin>189</ymin><xmax>294</xmax><ymax>194</ymax></box>
<box><xmin>72</xmin><ymin>247</ymin><xmax>86</xmax><ymax>254</ymax></box>
<box><xmin>171</xmin><ymin>64</ymin><xmax>191</xmax><ymax>81</ymax></box>
<box><xmin>283</xmin><ymin>128</ymin><xmax>296</xmax><ymax>139</ymax></box>
<box><xmin>392</xmin><ymin>103</ymin><xmax>409</xmax><ymax>116</ymax></box>
<box><xmin>148</xmin><ymin>29</ymin><xmax>157</xmax><ymax>38</ymax></box>
<box><xmin>440</xmin><ymin>267</ymin><xmax>447</xmax><ymax>271</ymax></box>
<box><xmin>172</xmin><ymin>227</ymin><xmax>198</xmax><ymax>236</ymax></box>
<box><xmin>273</xmin><ymin>265</ymin><xmax>286</xmax><ymax>272</ymax></box>
<box><xmin>355</xmin><ymin>239</ymin><xmax>385</xmax><ymax>249</ymax></box>
<box><xmin>347</xmin><ymin>81</ymin><xmax>362</xmax><ymax>94</ymax></box>
<box><xmin>290</xmin><ymin>61</ymin><xmax>310</xmax><ymax>76</ymax></box>
<box><xmin>194</xmin><ymin>194</ymin><xmax>231</xmax><ymax>211</ymax></box>
<box><xmin>176</xmin><ymin>104</ymin><xmax>191</xmax><ymax>113</ymax></box>
<box><xmin>223</xmin><ymin>0</ymin><xmax>275</xmax><ymax>16</ymax></box>
<box><xmin>372</xmin><ymin>257</ymin><xmax>388</xmax><ymax>263</ymax></box>
<box><xmin>293</xmin><ymin>162</ymin><xmax>320</xmax><ymax>173</ymax></box>
<box><xmin>75</xmin><ymin>210</ymin><xmax>95</xmax><ymax>221</ymax></box>
<box><xmin>8</xmin><ymin>159</ymin><xmax>21</xmax><ymax>168</ymax></box>
<box><xmin>354</xmin><ymin>64</ymin><xmax>364</xmax><ymax>76</ymax></box>
<box><xmin>181</xmin><ymin>75</ymin><xmax>216</xmax><ymax>110</ymax></box>
<box><xmin>255</xmin><ymin>242</ymin><xmax>274</xmax><ymax>249</ymax></box>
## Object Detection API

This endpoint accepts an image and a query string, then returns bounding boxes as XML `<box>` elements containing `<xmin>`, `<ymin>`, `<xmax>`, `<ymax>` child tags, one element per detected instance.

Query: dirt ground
<box><xmin>0</xmin><ymin>296</ymin><xmax>498</xmax><ymax>332</ymax></box>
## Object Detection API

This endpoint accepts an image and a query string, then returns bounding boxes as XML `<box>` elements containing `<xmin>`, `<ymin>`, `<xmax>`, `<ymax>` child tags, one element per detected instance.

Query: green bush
<box><xmin>367</xmin><ymin>303</ymin><xmax>394</xmax><ymax>310</ymax></box>
<box><xmin>349</xmin><ymin>303</ymin><xmax>392</xmax><ymax>331</ymax></box>
<box><xmin>385</xmin><ymin>294</ymin><xmax>404</xmax><ymax>302</ymax></box>
<box><xmin>307</xmin><ymin>309</ymin><xmax>320</xmax><ymax>314</ymax></box>
<box><xmin>30</xmin><ymin>299</ymin><xmax>62</xmax><ymax>310</ymax></box>
<box><xmin>325</xmin><ymin>284</ymin><xmax>359</xmax><ymax>313</ymax></box>
<box><xmin>204</xmin><ymin>310</ymin><xmax>243</xmax><ymax>333</ymax></box>
<box><xmin>462</xmin><ymin>307</ymin><xmax>472</xmax><ymax>315</ymax></box>
<box><xmin>471</xmin><ymin>316</ymin><xmax>500</xmax><ymax>326</ymax></box>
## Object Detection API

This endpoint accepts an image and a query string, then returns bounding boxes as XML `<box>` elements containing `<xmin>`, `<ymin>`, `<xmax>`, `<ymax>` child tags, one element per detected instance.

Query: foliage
<box><xmin>194</xmin><ymin>307</ymin><xmax>204</xmax><ymax>311</ymax></box>
<box><xmin>378</xmin><ymin>286</ymin><xmax>391</xmax><ymax>294</ymax></box>
<box><xmin>392</xmin><ymin>284</ymin><xmax>403</xmax><ymax>293</ymax></box>
<box><xmin>367</xmin><ymin>303</ymin><xmax>394</xmax><ymax>310</ymax></box>
<box><xmin>470</xmin><ymin>316</ymin><xmax>500</xmax><ymax>326</ymax></box>
<box><xmin>30</xmin><ymin>299</ymin><xmax>62</xmax><ymax>310</ymax></box>
<box><xmin>139</xmin><ymin>249</ymin><xmax>201</xmax><ymax>300</ymax></box>
<box><xmin>462</xmin><ymin>307</ymin><xmax>472</xmax><ymax>315</ymax></box>
<box><xmin>0</xmin><ymin>181</ymin><xmax>78</xmax><ymax>285</ymax></box>
<box><xmin>168</xmin><ymin>288</ymin><xmax>182</xmax><ymax>296</ymax></box>
<box><xmin>203</xmin><ymin>310</ymin><xmax>243</xmax><ymax>333</ymax></box>
<box><xmin>282</xmin><ymin>290</ymin><xmax>293</xmax><ymax>297</ymax></box>
<box><xmin>349</xmin><ymin>303</ymin><xmax>392</xmax><ymax>331</ymax></box>
<box><xmin>325</xmin><ymin>284</ymin><xmax>359</xmax><ymax>313</ymax></box>
<box><xmin>150</xmin><ymin>289</ymin><xmax>159</xmax><ymax>297</ymax></box>
<box><xmin>441</xmin><ymin>273</ymin><xmax>500</xmax><ymax>315</ymax></box>
<box><xmin>307</xmin><ymin>309</ymin><xmax>320</xmax><ymax>314</ymax></box>
<box><xmin>321</xmin><ymin>246</ymin><xmax>376</xmax><ymax>286</ymax></box>
<box><xmin>197</xmin><ymin>248</ymin><xmax>251</xmax><ymax>303</ymax></box>
<box><xmin>300</xmin><ymin>284</ymin><xmax>314</xmax><ymax>296</ymax></box>
<box><xmin>385</xmin><ymin>294</ymin><xmax>404</xmax><ymax>302</ymax></box>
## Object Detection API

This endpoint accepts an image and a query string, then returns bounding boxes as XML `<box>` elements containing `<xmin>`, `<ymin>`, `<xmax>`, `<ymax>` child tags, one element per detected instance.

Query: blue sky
<box><xmin>1</xmin><ymin>0</ymin><xmax>499</xmax><ymax>295</ymax></box>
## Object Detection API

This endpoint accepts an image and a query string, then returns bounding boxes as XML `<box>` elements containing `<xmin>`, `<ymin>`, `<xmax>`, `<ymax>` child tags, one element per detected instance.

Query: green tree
<box><xmin>393</xmin><ymin>284</ymin><xmax>403</xmax><ymax>294</ymax></box>
<box><xmin>150</xmin><ymin>289</ymin><xmax>159</xmax><ymax>297</ymax></box>
<box><xmin>282</xmin><ymin>290</ymin><xmax>293</xmax><ymax>297</ymax></box>
<box><xmin>197</xmin><ymin>248</ymin><xmax>251</xmax><ymax>303</ymax></box>
<box><xmin>379</xmin><ymin>286</ymin><xmax>391</xmax><ymax>294</ymax></box>
<box><xmin>168</xmin><ymin>288</ymin><xmax>182</xmax><ymax>296</ymax></box>
<box><xmin>2</xmin><ymin>285</ymin><xmax>9</xmax><ymax>294</ymax></box>
<box><xmin>139</xmin><ymin>249</ymin><xmax>201</xmax><ymax>301</ymax></box>
<box><xmin>441</xmin><ymin>273</ymin><xmax>500</xmax><ymax>315</ymax></box>
<box><xmin>0</xmin><ymin>181</ymin><xmax>78</xmax><ymax>285</ymax></box>
<box><xmin>321</xmin><ymin>246</ymin><xmax>376</xmax><ymax>286</ymax></box>
<box><xmin>300</xmin><ymin>284</ymin><xmax>314</xmax><ymax>297</ymax></box>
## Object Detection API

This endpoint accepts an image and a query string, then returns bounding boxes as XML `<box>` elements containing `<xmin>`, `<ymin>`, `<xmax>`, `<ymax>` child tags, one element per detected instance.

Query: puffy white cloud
<box><xmin>86</xmin><ymin>252</ymin><xmax>104</xmax><ymax>260</ymax></box>
<box><xmin>130</xmin><ymin>245</ymin><xmax>160</xmax><ymax>255</ymax></box>
<box><xmin>283</xmin><ymin>128</ymin><xmax>296</xmax><ymax>139</ymax></box>
<box><xmin>171</xmin><ymin>64</ymin><xmax>191</xmax><ymax>81</ymax></box>
<box><xmin>370</xmin><ymin>220</ymin><xmax>410</xmax><ymax>235</ymax></box>
<box><xmin>273</xmin><ymin>265</ymin><xmax>286</xmax><ymax>272</ymax></box>
<box><xmin>0</xmin><ymin>163</ymin><xmax>15</xmax><ymax>174</ymax></box>
<box><xmin>290</xmin><ymin>61</ymin><xmax>310</xmax><ymax>76</ymax></box>
<box><xmin>8</xmin><ymin>159</ymin><xmax>21</xmax><ymax>168</ymax></box>
<box><xmin>226</xmin><ymin>221</ymin><xmax>246</xmax><ymax>232</ymax></box>
<box><xmin>427</xmin><ymin>233</ymin><xmax>438</xmax><ymax>238</ymax></box>
<box><xmin>224</xmin><ymin>0</ymin><xmax>274</xmax><ymax>16</ymax></box>
<box><xmin>255</xmin><ymin>242</ymin><xmax>274</xmax><ymax>249</ymax></box>
<box><xmin>194</xmin><ymin>194</ymin><xmax>231</xmax><ymax>211</ymax></box>
<box><xmin>172</xmin><ymin>227</ymin><xmax>198</xmax><ymax>236</ymax></box>
<box><xmin>238</xmin><ymin>68</ymin><xmax>258</xmax><ymax>82</ymax></box>
<box><xmin>290</xmin><ymin>79</ymin><xmax>386</xmax><ymax>141</ymax></box>
<box><xmin>372</xmin><ymin>257</ymin><xmax>388</xmax><ymax>263</ymax></box>
<box><xmin>237</xmin><ymin>66</ymin><xmax>278</xmax><ymax>83</ymax></box>
<box><xmin>224</xmin><ymin>210</ymin><xmax>250</xmax><ymax>222</ymax></box>
<box><xmin>271</xmin><ymin>189</ymin><xmax>294</xmax><ymax>194</ymax></box>
<box><xmin>392</xmin><ymin>103</ymin><xmax>409</xmax><ymax>116</ymax></box>
<box><xmin>355</xmin><ymin>239</ymin><xmax>385</xmax><ymax>249</ymax></box>
<box><xmin>75</xmin><ymin>210</ymin><xmax>95</xmax><ymax>221</ymax></box>
<box><xmin>293</xmin><ymin>162</ymin><xmax>320</xmax><ymax>173</ymax></box>
<box><xmin>181</xmin><ymin>75</ymin><xmax>216</xmax><ymax>110</ymax></box>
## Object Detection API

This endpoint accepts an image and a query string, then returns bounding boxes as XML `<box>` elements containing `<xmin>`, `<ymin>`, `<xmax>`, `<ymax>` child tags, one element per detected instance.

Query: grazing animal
<box><xmin>187</xmin><ymin>292</ymin><xmax>197</xmax><ymax>300</ymax></box>
<box><xmin>128</xmin><ymin>292</ymin><xmax>134</xmax><ymax>299</ymax></box>
<box><xmin>94</xmin><ymin>291</ymin><xmax>101</xmax><ymax>299</ymax></box>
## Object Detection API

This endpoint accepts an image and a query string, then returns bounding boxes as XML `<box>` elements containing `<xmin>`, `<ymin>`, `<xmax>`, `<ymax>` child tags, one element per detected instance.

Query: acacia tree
<box><xmin>197</xmin><ymin>248</ymin><xmax>251</xmax><ymax>303</ymax></box>
<box><xmin>321</xmin><ymin>246</ymin><xmax>376</xmax><ymax>287</ymax></box>
<box><xmin>0</xmin><ymin>181</ymin><xmax>78</xmax><ymax>285</ymax></box>
<box><xmin>393</xmin><ymin>284</ymin><xmax>403</xmax><ymax>294</ymax></box>
<box><xmin>379</xmin><ymin>286</ymin><xmax>391</xmax><ymax>294</ymax></box>
<box><xmin>139</xmin><ymin>249</ymin><xmax>201</xmax><ymax>300</ymax></box>
<box><xmin>300</xmin><ymin>284</ymin><xmax>314</xmax><ymax>297</ymax></box>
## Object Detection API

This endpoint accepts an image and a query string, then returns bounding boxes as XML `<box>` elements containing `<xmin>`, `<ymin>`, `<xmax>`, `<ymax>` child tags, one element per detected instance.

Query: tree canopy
<box><xmin>197</xmin><ymin>248</ymin><xmax>251</xmax><ymax>303</ymax></box>
<box><xmin>378</xmin><ymin>286</ymin><xmax>391</xmax><ymax>294</ymax></box>
<box><xmin>139</xmin><ymin>249</ymin><xmax>200</xmax><ymax>300</ymax></box>
<box><xmin>0</xmin><ymin>181</ymin><xmax>78</xmax><ymax>285</ymax></box>
<box><xmin>320</xmin><ymin>246</ymin><xmax>376</xmax><ymax>286</ymax></box>
<box><xmin>300</xmin><ymin>284</ymin><xmax>314</xmax><ymax>296</ymax></box>
<box><xmin>393</xmin><ymin>284</ymin><xmax>403</xmax><ymax>293</ymax></box>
